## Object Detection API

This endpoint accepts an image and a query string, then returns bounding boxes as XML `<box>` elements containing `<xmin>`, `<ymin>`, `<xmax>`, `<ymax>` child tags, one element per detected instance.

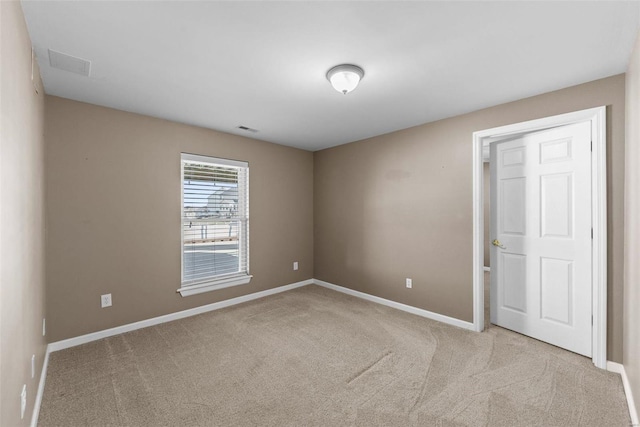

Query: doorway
<box><xmin>472</xmin><ymin>106</ymin><xmax>607</xmax><ymax>369</ymax></box>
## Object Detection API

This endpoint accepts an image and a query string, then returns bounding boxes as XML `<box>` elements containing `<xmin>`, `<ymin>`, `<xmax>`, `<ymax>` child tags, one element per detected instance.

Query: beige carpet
<box><xmin>38</xmin><ymin>278</ymin><xmax>630</xmax><ymax>426</ymax></box>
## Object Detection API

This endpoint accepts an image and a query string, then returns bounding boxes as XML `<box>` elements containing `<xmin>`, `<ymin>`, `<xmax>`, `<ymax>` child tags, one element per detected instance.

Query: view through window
<box><xmin>181</xmin><ymin>154</ymin><xmax>249</xmax><ymax>291</ymax></box>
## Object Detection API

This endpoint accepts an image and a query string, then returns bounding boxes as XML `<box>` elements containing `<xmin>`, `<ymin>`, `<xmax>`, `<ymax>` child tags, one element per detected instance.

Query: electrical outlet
<box><xmin>42</xmin><ymin>318</ymin><xmax>46</xmax><ymax>336</ymax></box>
<box><xmin>31</xmin><ymin>355</ymin><xmax>35</xmax><ymax>379</ymax></box>
<box><xmin>20</xmin><ymin>384</ymin><xmax>26</xmax><ymax>419</ymax></box>
<box><xmin>406</xmin><ymin>278</ymin><xmax>412</xmax><ymax>289</ymax></box>
<box><xmin>101</xmin><ymin>293</ymin><xmax>112</xmax><ymax>308</ymax></box>
<box><xmin>293</xmin><ymin>261</ymin><xmax>299</xmax><ymax>271</ymax></box>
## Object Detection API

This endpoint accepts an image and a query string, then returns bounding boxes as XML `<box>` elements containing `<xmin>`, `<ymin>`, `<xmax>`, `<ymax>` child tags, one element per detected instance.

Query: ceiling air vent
<box><xmin>237</xmin><ymin>125</ymin><xmax>259</xmax><ymax>133</ymax></box>
<box><xmin>48</xmin><ymin>49</ymin><xmax>91</xmax><ymax>77</ymax></box>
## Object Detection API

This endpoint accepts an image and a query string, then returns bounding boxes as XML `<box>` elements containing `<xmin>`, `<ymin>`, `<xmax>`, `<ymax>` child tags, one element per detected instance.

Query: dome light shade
<box><xmin>326</xmin><ymin>64</ymin><xmax>364</xmax><ymax>95</ymax></box>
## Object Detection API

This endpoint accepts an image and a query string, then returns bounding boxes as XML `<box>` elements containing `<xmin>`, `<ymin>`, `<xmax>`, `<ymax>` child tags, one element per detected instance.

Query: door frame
<box><xmin>472</xmin><ymin>106</ymin><xmax>607</xmax><ymax>369</ymax></box>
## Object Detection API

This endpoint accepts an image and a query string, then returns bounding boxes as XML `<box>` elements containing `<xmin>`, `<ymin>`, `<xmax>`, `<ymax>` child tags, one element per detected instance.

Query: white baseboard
<box><xmin>30</xmin><ymin>348</ymin><xmax>50</xmax><ymax>427</ymax></box>
<box><xmin>483</xmin><ymin>266</ymin><xmax>491</xmax><ymax>272</ymax></box>
<box><xmin>48</xmin><ymin>279</ymin><xmax>314</xmax><ymax>353</ymax></box>
<box><xmin>312</xmin><ymin>279</ymin><xmax>475</xmax><ymax>331</ymax></box>
<box><xmin>607</xmin><ymin>361</ymin><xmax>639</xmax><ymax>426</ymax></box>
<box><xmin>607</xmin><ymin>361</ymin><xmax>624</xmax><ymax>374</ymax></box>
<box><xmin>47</xmin><ymin>277</ymin><xmax>476</xmax><ymax>352</ymax></box>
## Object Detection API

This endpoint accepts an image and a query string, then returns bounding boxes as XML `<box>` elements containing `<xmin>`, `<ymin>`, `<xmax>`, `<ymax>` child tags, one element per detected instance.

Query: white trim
<box><xmin>180</xmin><ymin>153</ymin><xmax>250</xmax><ymax>295</ymax></box>
<box><xmin>607</xmin><ymin>361</ymin><xmax>625</xmax><ymax>374</ymax></box>
<box><xmin>30</xmin><ymin>348</ymin><xmax>50</xmax><ymax>427</ymax></box>
<box><xmin>472</xmin><ymin>123</ymin><xmax>486</xmax><ymax>333</ymax></box>
<box><xmin>483</xmin><ymin>266</ymin><xmax>491</xmax><ymax>272</ymax></box>
<box><xmin>591</xmin><ymin>108</ymin><xmax>608</xmax><ymax>370</ymax></box>
<box><xmin>313</xmin><ymin>279</ymin><xmax>475</xmax><ymax>331</ymax></box>
<box><xmin>607</xmin><ymin>361</ymin><xmax>639</xmax><ymax>426</ymax></box>
<box><xmin>48</xmin><ymin>279</ymin><xmax>314</xmax><ymax>352</ymax></box>
<box><xmin>47</xmin><ymin>277</ymin><xmax>476</xmax><ymax>353</ymax></box>
<box><xmin>472</xmin><ymin>106</ymin><xmax>607</xmax><ymax>369</ymax></box>
<box><xmin>181</xmin><ymin>153</ymin><xmax>247</xmax><ymax>168</ymax></box>
<box><xmin>177</xmin><ymin>274</ymin><xmax>252</xmax><ymax>297</ymax></box>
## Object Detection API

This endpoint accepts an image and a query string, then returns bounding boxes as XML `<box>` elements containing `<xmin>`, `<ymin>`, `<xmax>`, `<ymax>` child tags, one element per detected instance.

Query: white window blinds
<box><xmin>180</xmin><ymin>154</ymin><xmax>250</xmax><ymax>296</ymax></box>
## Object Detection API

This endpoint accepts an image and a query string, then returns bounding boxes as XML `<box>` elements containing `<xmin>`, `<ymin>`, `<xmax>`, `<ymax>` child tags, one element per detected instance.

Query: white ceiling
<box><xmin>21</xmin><ymin>1</ymin><xmax>640</xmax><ymax>151</ymax></box>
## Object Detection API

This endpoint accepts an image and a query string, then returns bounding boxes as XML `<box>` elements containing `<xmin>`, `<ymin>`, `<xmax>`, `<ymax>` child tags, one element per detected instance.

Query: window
<box><xmin>178</xmin><ymin>153</ymin><xmax>250</xmax><ymax>296</ymax></box>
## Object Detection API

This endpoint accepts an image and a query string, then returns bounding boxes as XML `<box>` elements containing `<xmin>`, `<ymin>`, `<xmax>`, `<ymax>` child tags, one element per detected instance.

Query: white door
<box><xmin>490</xmin><ymin>121</ymin><xmax>592</xmax><ymax>357</ymax></box>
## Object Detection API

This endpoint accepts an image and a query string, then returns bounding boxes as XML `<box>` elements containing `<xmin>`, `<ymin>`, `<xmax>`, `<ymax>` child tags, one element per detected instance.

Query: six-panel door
<box><xmin>490</xmin><ymin>121</ymin><xmax>592</xmax><ymax>357</ymax></box>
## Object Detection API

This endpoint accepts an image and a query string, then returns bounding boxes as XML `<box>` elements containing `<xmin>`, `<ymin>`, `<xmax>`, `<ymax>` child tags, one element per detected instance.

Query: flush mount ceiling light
<box><xmin>326</xmin><ymin>64</ymin><xmax>364</xmax><ymax>95</ymax></box>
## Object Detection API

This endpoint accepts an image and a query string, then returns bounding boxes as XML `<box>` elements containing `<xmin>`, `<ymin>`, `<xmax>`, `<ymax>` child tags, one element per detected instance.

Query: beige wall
<box><xmin>0</xmin><ymin>2</ymin><xmax>47</xmax><ymax>426</ymax></box>
<box><xmin>624</xmin><ymin>31</ymin><xmax>640</xmax><ymax>418</ymax></box>
<box><xmin>45</xmin><ymin>97</ymin><xmax>314</xmax><ymax>342</ymax></box>
<box><xmin>314</xmin><ymin>74</ymin><xmax>625</xmax><ymax>363</ymax></box>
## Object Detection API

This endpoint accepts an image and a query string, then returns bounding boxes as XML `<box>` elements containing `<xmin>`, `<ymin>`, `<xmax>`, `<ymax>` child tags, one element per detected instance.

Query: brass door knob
<box><xmin>492</xmin><ymin>239</ymin><xmax>506</xmax><ymax>249</ymax></box>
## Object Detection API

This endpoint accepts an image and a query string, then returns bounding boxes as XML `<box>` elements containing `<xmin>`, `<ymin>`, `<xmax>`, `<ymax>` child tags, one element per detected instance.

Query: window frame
<box><xmin>178</xmin><ymin>153</ymin><xmax>251</xmax><ymax>297</ymax></box>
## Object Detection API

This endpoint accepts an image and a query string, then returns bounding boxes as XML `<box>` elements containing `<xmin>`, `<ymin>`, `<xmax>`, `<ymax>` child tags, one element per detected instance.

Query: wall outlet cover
<box><xmin>101</xmin><ymin>293</ymin><xmax>112</xmax><ymax>308</ymax></box>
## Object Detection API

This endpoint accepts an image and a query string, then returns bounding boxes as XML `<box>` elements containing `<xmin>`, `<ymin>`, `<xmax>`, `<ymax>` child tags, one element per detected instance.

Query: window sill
<box><xmin>177</xmin><ymin>275</ymin><xmax>253</xmax><ymax>297</ymax></box>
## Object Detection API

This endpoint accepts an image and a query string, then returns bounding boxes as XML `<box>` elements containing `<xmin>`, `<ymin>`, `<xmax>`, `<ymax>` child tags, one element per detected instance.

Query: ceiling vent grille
<box><xmin>237</xmin><ymin>125</ymin><xmax>259</xmax><ymax>133</ymax></box>
<box><xmin>48</xmin><ymin>49</ymin><xmax>91</xmax><ymax>76</ymax></box>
